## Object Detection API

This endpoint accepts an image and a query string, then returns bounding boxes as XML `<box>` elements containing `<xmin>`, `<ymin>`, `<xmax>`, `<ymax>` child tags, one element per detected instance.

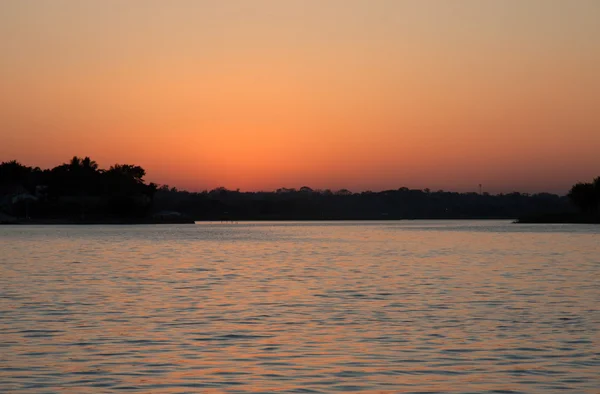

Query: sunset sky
<box><xmin>1</xmin><ymin>1</ymin><xmax>599</xmax><ymax>194</ymax></box>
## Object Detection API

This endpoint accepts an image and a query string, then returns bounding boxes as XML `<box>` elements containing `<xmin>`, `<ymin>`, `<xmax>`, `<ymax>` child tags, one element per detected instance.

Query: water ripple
<box><xmin>1</xmin><ymin>221</ymin><xmax>599</xmax><ymax>393</ymax></box>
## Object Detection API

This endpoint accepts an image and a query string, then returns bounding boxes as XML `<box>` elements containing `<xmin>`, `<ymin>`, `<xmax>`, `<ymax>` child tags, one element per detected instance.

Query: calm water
<box><xmin>1</xmin><ymin>221</ymin><xmax>599</xmax><ymax>393</ymax></box>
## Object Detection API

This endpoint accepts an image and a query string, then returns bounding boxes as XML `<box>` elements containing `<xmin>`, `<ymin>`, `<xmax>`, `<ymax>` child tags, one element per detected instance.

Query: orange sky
<box><xmin>1</xmin><ymin>1</ymin><xmax>599</xmax><ymax>194</ymax></box>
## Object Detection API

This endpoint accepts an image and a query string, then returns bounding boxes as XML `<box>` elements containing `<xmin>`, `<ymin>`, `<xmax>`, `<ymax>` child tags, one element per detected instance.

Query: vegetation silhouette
<box><xmin>0</xmin><ymin>157</ymin><xmax>161</xmax><ymax>223</ymax></box>
<box><xmin>1</xmin><ymin>157</ymin><xmax>597</xmax><ymax>224</ymax></box>
<box><xmin>567</xmin><ymin>178</ymin><xmax>600</xmax><ymax>214</ymax></box>
<box><xmin>517</xmin><ymin>176</ymin><xmax>600</xmax><ymax>223</ymax></box>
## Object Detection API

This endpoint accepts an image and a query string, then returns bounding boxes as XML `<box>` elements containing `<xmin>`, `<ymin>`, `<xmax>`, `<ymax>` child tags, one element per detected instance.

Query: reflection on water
<box><xmin>1</xmin><ymin>221</ymin><xmax>599</xmax><ymax>393</ymax></box>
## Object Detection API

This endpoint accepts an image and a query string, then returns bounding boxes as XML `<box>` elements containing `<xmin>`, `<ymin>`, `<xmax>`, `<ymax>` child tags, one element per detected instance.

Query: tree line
<box><xmin>567</xmin><ymin>177</ymin><xmax>600</xmax><ymax>214</ymax></box>
<box><xmin>0</xmin><ymin>157</ymin><xmax>156</xmax><ymax>220</ymax></box>
<box><xmin>1</xmin><ymin>156</ymin><xmax>597</xmax><ymax>222</ymax></box>
<box><xmin>152</xmin><ymin>185</ymin><xmax>571</xmax><ymax>221</ymax></box>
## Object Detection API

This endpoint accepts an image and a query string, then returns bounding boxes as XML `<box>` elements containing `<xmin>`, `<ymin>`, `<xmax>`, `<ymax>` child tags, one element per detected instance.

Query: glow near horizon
<box><xmin>1</xmin><ymin>1</ymin><xmax>599</xmax><ymax>194</ymax></box>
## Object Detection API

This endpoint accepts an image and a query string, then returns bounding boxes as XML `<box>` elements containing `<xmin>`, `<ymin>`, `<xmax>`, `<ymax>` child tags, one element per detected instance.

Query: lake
<box><xmin>1</xmin><ymin>221</ymin><xmax>599</xmax><ymax>393</ymax></box>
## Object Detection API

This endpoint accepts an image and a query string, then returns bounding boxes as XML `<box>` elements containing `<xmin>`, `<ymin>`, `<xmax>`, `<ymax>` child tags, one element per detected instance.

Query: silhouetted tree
<box><xmin>0</xmin><ymin>160</ymin><xmax>32</xmax><ymax>186</ymax></box>
<box><xmin>568</xmin><ymin>182</ymin><xmax>598</xmax><ymax>213</ymax></box>
<box><xmin>106</xmin><ymin>164</ymin><xmax>145</xmax><ymax>182</ymax></box>
<box><xmin>0</xmin><ymin>157</ymin><xmax>161</xmax><ymax>220</ymax></box>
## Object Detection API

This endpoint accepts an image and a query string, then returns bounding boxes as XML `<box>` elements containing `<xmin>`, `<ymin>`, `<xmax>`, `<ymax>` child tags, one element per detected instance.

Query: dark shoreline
<box><xmin>2</xmin><ymin>215</ymin><xmax>598</xmax><ymax>225</ymax></box>
<box><xmin>0</xmin><ymin>217</ymin><xmax>196</xmax><ymax>225</ymax></box>
<box><xmin>516</xmin><ymin>212</ymin><xmax>600</xmax><ymax>224</ymax></box>
<box><xmin>3</xmin><ymin>217</ymin><xmax>511</xmax><ymax>225</ymax></box>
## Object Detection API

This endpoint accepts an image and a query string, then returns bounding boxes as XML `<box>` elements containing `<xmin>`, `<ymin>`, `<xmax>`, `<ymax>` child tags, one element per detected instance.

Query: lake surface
<box><xmin>1</xmin><ymin>221</ymin><xmax>599</xmax><ymax>393</ymax></box>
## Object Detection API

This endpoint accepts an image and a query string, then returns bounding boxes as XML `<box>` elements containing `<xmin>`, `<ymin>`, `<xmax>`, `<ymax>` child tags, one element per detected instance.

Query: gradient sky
<box><xmin>1</xmin><ymin>1</ymin><xmax>599</xmax><ymax>194</ymax></box>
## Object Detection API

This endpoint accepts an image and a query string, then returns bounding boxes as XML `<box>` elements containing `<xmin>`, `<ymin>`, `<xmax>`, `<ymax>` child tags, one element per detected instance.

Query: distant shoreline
<box><xmin>0</xmin><ymin>217</ymin><xmax>196</xmax><ymax>225</ymax></box>
<box><xmin>3</xmin><ymin>217</ymin><xmax>512</xmax><ymax>225</ymax></box>
<box><xmin>3</xmin><ymin>215</ymin><xmax>599</xmax><ymax>225</ymax></box>
<box><xmin>2</xmin><ymin>217</ymin><xmax>517</xmax><ymax>225</ymax></box>
<box><xmin>516</xmin><ymin>212</ymin><xmax>600</xmax><ymax>224</ymax></box>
